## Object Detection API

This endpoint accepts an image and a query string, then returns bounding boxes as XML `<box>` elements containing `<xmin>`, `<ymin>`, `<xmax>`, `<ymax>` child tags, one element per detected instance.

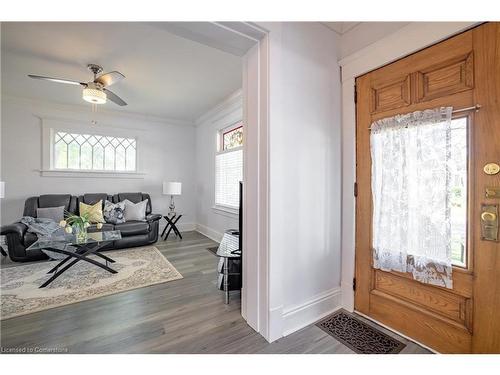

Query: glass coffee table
<box><xmin>216</xmin><ymin>233</ymin><xmax>241</xmax><ymax>304</ymax></box>
<box><xmin>27</xmin><ymin>230</ymin><xmax>122</xmax><ymax>288</ymax></box>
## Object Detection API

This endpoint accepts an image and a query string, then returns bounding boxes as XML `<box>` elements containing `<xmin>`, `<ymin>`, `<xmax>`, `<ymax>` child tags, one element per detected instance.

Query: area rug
<box><xmin>316</xmin><ymin>310</ymin><xmax>406</xmax><ymax>354</ymax></box>
<box><xmin>0</xmin><ymin>246</ymin><xmax>183</xmax><ymax>320</ymax></box>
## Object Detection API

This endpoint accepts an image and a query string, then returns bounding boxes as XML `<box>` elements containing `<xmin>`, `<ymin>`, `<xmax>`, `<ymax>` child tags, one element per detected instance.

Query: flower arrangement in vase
<box><xmin>59</xmin><ymin>212</ymin><xmax>91</xmax><ymax>242</ymax></box>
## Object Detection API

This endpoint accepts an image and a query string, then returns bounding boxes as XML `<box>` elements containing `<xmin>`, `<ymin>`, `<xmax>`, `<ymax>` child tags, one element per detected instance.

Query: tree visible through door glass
<box><xmin>450</xmin><ymin>117</ymin><xmax>467</xmax><ymax>267</ymax></box>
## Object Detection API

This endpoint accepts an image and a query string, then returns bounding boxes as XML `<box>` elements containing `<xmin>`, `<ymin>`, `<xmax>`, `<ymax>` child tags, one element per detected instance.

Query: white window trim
<box><xmin>212</xmin><ymin>204</ymin><xmax>239</xmax><ymax>217</ymax></box>
<box><xmin>41</xmin><ymin>118</ymin><xmax>145</xmax><ymax>178</ymax></box>
<box><xmin>217</xmin><ymin>145</ymin><xmax>243</xmax><ymax>156</ymax></box>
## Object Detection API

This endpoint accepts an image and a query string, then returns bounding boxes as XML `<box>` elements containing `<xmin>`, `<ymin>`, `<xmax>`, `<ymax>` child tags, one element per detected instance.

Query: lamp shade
<box><xmin>0</xmin><ymin>181</ymin><xmax>4</xmax><ymax>199</ymax></box>
<box><xmin>163</xmin><ymin>181</ymin><xmax>182</xmax><ymax>195</ymax></box>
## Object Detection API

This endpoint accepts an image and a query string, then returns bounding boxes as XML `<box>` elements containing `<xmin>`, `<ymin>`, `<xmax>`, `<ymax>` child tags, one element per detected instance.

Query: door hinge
<box><xmin>354</xmin><ymin>84</ymin><xmax>357</xmax><ymax>104</ymax></box>
<box><xmin>353</xmin><ymin>278</ymin><xmax>357</xmax><ymax>291</ymax></box>
<box><xmin>354</xmin><ymin>182</ymin><xmax>358</xmax><ymax>197</ymax></box>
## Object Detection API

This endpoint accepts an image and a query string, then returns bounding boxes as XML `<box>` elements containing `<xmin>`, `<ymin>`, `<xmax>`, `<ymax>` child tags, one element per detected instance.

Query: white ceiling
<box><xmin>1</xmin><ymin>22</ymin><xmax>243</xmax><ymax>122</ymax></box>
<box><xmin>323</xmin><ymin>22</ymin><xmax>361</xmax><ymax>35</ymax></box>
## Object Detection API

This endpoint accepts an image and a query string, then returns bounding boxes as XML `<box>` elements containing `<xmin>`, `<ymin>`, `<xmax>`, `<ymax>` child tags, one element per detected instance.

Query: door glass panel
<box><xmin>450</xmin><ymin>117</ymin><xmax>467</xmax><ymax>267</ymax></box>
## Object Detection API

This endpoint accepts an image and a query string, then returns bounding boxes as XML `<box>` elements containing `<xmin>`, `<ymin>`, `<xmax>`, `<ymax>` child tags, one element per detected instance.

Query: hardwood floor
<box><xmin>0</xmin><ymin>231</ymin><xmax>430</xmax><ymax>354</ymax></box>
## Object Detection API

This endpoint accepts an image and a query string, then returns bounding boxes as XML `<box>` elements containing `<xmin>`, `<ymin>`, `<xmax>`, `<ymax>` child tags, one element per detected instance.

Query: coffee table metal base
<box><xmin>40</xmin><ymin>242</ymin><xmax>117</xmax><ymax>288</ymax></box>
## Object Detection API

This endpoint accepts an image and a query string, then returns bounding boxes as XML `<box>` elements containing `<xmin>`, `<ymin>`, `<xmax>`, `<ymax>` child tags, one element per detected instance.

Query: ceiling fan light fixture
<box><xmin>82</xmin><ymin>87</ymin><xmax>107</xmax><ymax>104</ymax></box>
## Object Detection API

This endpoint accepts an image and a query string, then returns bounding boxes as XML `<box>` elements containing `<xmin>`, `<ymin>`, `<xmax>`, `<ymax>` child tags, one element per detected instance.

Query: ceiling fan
<box><xmin>28</xmin><ymin>64</ymin><xmax>127</xmax><ymax>106</ymax></box>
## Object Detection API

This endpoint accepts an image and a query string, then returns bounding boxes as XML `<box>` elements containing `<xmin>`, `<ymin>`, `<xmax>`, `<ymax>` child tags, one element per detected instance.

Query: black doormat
<box><xmin>206</xmin><ymin>246</ymin><xmax>218</xmax><ymax>256</ymax></box>
<box><xmin>316</xmin><ymin>310</ymin><xmax>406</xmax><ymax>354</ymax></box>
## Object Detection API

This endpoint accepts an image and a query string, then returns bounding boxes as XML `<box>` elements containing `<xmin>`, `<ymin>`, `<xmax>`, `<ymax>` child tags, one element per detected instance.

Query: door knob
<box><xmin>481</xmin><ymin>212</ymin><xmax>497</xmax><ymax>222</ymax></box>
<box><xmin>481</xmin><ymin>204</ymin><xmax>499</xmax><ymax>242</ymax></box>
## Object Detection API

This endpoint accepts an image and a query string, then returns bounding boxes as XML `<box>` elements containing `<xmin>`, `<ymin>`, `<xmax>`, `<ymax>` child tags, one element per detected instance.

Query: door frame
<box><xmin>339</xmin><ymin>22</ymin><xmax>478</xmax><ymax>313</ymax></box>
<box><xmin>209</xmin><ymin>22</ymin><xmax>273</xmax><ymax>341</ymax></box>
<box><xmin>171</xmin><ymin>22</ymin><xmax>272</xmax><ymax>340</ymax></box>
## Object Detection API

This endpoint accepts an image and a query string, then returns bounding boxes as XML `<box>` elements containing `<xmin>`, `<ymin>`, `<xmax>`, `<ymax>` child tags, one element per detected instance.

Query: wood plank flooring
<box><xmin>0</xmin><ymin>231</ymin><xmax>430</xmax><ymax>353</ymax></box>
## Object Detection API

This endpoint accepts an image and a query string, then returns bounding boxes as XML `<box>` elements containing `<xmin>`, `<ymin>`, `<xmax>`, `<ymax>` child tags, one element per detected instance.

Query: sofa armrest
<box><xmin>146</xmin><ymin>214</ymin><xmax>162</xmax><ymax>222</ymax></box>
<box><xmin>1</xmin><ymin>222</ymin><xmax>28</xmax><ymax>238</ymax></box>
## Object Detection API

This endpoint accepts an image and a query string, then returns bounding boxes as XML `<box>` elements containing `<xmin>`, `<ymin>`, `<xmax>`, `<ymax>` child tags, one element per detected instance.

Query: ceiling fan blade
<box><xmin>95</xmin><ymin>71</ymin><xmax>125</xmax><ymax>87</ymax></box>
<box><xmin>104</xmin><ymin>88</ymin><xmax>127</xmax><ymax>106</ymax></box>
<box><xmin>28</xmin><ymin>74</ymin><xmax>86</xmax><ymax>86</ymax></box>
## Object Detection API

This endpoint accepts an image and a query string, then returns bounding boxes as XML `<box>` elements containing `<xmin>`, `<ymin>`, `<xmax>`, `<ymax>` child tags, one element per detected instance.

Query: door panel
<box><xmin>373</xmin><ymin>270</ymin><xmax>469</xmax><ymax>326</ymax></box>
<box><xmin>415</xmin><ymin>52</ymin><xmax>474</xmax><ymax>102</ymax></box>
<box><xmin>355</xmin><ymin>23</ymin><xmax>500</xmax><ymax>353</ymax></box>
<box><xmin>371</xmin><ymin>75</ymin><xmax>411</xmax><ymax>113</ymax></box>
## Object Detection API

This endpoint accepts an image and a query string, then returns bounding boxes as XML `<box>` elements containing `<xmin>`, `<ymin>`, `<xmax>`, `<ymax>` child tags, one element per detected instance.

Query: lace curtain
<box><xmin>370</xmin><ymin>107</ymin><xmax>453</xmax><ymax>289</ymax></box>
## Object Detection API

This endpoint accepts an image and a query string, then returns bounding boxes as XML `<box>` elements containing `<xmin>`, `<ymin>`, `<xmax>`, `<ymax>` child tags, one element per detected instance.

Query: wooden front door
<box><xmin>355</xmin><ymin>23</ymin><xmax>500</xmax><ymax>353</ymax></box>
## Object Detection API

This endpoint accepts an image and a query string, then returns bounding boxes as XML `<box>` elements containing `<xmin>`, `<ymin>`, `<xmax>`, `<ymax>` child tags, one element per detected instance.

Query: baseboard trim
<box><xmin>267</xmin><ymin>305</ymin><xmax>284</xmax><ymax>343</ymax></box>
<box><xmin>282</xmin><ymin>287</ymin><xmax>342</xmax><ymax>337</ymax></box>
<box><xmin>195</xmin><ymin>223</ymin><xmax>224</xmax><ymax>242</ymax></box>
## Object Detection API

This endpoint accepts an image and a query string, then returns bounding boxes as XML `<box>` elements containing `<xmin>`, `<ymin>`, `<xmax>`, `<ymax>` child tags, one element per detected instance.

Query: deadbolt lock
<box><xmin>481</xmin><ymin>204</ymin><xmax>499</xmax><ymax>242</ymax></box>
<box><xmin>485</xmin><ymin>187</ymin><xmax>500</xmax><ymax>199</ymax></box>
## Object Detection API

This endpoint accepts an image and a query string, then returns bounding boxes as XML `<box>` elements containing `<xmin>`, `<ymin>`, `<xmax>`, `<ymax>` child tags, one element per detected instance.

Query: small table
<box><xmin>161</xmin><ymin>213</ymin><xmax>183</xmax><ymax>240</ymax></box>
<box><xmin>27</xmin><ymin>230</ymin><xmax>122</xmax><ymax>288</ymax></box>
<box><xmin>216</xmin><ymin>233</ymin><xmax>241</xmax><ymax>304</ymax></box>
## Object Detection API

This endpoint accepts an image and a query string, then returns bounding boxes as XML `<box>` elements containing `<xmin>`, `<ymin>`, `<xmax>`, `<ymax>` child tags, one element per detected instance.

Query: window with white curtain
<box><xmin>215</xmin><ymin>123</ymin><xmax>243</xmax><ymax>210</ymax></box>
<box><xmin>370</xmin><ymin>107</ymin><xmax>467</xmax><ymax>289</ymax></box>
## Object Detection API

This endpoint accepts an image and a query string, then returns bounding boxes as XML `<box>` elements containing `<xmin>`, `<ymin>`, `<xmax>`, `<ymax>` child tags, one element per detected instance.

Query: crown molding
<box><xmin>2</xmin><ymin>95</ymin><xmax>195</xmax><ymax>127</ymax></box>
<box><xmin>195</xmin><ymin>89</ymin><xmax>242</xmax><ymax>126</ymax></box>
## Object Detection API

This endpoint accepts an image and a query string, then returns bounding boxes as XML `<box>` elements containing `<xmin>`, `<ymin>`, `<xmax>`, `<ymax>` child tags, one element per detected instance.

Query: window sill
<box><xmin>212</xmin><ymin>205</ymin><xmax>239</xmax><ymax>217</ymax></box>
<box><xmin>39</xmin><ymin>169</ymin><xmax>146</xmax><ymax>179</ymax></box>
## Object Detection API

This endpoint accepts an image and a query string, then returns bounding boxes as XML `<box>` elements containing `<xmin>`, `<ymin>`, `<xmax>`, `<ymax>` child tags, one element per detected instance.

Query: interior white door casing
<box><xmin>206</xmin><ymin>22</ymin><xmax>271</xmax><ymax>339</ymax></box>
<box><xmin>182</xmin><ymin>21</ymin><xmax>396</xmax><ymax>344</ymax></box>
<box><xmin>208</xmin><ymin>22</ymin><xmax>342</xmax><ymax>342</ymax></box>
<box><xmin>339</xmin><ymin>22</ymin><xmax>478</xmax><ymax>311</ymax></box>
<box><xmin>241</xmin><ymin>34</ymin><xmax>270</xmax><ymax>336</ymax></box>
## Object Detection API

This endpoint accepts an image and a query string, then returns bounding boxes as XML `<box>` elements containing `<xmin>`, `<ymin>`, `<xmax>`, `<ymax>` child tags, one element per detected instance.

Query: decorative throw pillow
<box><xmin>103</xmin><ymin>200</ymin><xmax>126</xmax><ymax>224</ymax></box>
<box><xmin>79</xmin><ymin>200</ymin><xmax>105</xmax><ymax>223</ymax></box>
<box><xmin>36</xmin><ymin>206</ymin><xmax>65</xmax><ymax>222</ymax></box>
<box><xmin>122</xmin><ymin>199</ymin><xmax>148</xmax><ymax>222</ymax></box>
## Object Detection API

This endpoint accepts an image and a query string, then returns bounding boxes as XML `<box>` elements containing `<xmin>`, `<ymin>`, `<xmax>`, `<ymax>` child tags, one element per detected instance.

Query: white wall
<box><xmin>194</xmin><ymin>90</ymin><xmax>242</xmax><ymax>242</ymax></box>
<box><xmin>339</xmin><ymin>22</ymin><xmax>410</xmax><ymax>59</ymax></box>
<box><xmin>259</xmin><ymin>22</ymin><xmax>343</xmax><ymax>338</ymax></box>
<box><xmin>0</xmin><ymin>96</ymin><xmax>197</xmax><ymax>231</ymax></box>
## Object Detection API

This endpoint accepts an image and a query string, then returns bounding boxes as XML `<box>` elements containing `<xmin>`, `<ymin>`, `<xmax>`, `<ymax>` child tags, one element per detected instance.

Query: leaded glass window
<box><xmin>53</xmin><ymin>131</ymin><xmax>136</xmax><ymax>171</ymax></box>
<box><xmin>222</xmin><ymin>124</ymin><xmax>243</xmax><ymax>150</ymax></box>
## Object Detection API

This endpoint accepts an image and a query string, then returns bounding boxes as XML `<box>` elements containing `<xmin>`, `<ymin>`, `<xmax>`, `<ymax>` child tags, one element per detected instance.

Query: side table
<box><xmin>161</xmin><ymin>213</ymin><xmax>183</xmax><ymax>240</ymax></box>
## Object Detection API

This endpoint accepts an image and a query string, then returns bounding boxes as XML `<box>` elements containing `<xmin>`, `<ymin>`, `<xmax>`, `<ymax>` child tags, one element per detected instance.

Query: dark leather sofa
<box><xmin>0</xmin><ymin>192</ymin><xmax>162</xmax><ymax>262</ymax></box>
